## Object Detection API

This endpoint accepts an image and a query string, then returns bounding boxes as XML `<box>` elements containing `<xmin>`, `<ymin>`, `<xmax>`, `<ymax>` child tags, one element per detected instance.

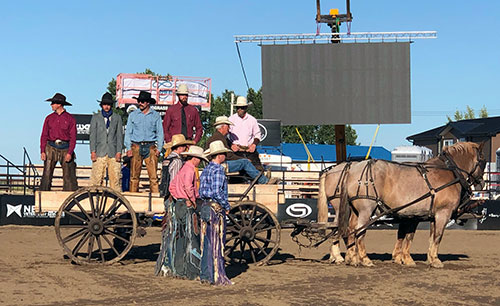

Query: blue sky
<box><xmin>1</xmin><ymin>1</ymin><xmax>499</xmax><ymax>165</ymax></box>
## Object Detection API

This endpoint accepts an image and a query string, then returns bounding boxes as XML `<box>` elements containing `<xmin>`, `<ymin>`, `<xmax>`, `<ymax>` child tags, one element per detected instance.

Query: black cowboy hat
<box><xmin>46</xmin><ymin>93</ymin><xmax>72</xmax><ymax>106</ymax></box>
<box><xmin>97</xmin><ymin>92</ymin><xmax>115</xmax><ymax>105</ymax></box>
<box><xmin>133</xmin><ymin>91</ymin><xmax>156</xmax><ymax>104</ymax></box>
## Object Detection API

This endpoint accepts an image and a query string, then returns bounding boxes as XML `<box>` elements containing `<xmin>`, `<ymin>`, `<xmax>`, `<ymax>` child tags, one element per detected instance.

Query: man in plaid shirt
<box><xmin>198</xmin><ymin>140</ymin><xmax>232</xmax><ymax>285</ymax></box>
<box><xmin>199</xmin><ymin>141</ymin><xmax>231</xmax><ymax>212</ymax></box>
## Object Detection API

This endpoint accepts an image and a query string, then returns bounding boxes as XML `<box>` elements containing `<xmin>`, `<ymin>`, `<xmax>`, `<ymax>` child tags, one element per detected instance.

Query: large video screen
<box><xmin>261</xmin><ymin>43</ymin><xmax>411</xmax><ymax>125</ymax></box>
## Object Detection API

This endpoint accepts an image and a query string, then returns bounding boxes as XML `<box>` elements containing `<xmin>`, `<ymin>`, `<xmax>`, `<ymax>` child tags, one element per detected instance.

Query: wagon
<box><xmin>34</xmin><ymin>169</ymin><xmax>334</xmax><ymax>265</ymax></box>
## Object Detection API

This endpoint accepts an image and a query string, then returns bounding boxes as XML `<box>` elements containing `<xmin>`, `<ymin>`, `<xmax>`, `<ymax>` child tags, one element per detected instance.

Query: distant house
<box><xmin>407</xmin><ymin>116</ymin><xmax>500</xmax><ymax>163</ymax></box>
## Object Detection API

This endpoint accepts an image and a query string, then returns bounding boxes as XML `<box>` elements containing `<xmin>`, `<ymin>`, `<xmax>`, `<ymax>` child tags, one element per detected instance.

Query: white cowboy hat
<box><xmin>165</xmin><ymin>134</ymin><xmax>195</xmax><ymax>149</ymax></box>
<box><xmin>213</xmin><ymin>115</ymin><xmax>233</xmax><ymax>127</ymax></box>
<box><xmin>176</xmin><ymin>83</ymin><xmax>189</xmax><ymax>95</ymax></box>
<box><xmin>234</xmin><ymin>96</ymin><xmax>251</xmax><ymax>107</ymax></box>
<box><xmin>181</xmin><ymin>145</ymin><xmax>208</xmax><ymax>162</ymax></box>
<box><xmin>204</xmin><ymin>140</ymin><xmax>232</xmax><ymax>157</ymax></box>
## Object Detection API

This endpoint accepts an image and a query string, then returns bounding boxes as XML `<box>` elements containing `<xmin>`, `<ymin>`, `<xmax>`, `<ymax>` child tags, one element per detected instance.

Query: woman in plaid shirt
<box><xmin>199</xmin><ymin>141</ymin><xmax>232</xmax><ymax>285</ymax></box>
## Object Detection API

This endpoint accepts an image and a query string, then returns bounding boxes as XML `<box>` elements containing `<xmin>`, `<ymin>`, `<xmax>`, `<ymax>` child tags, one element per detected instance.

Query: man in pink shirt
<box><xmin>159</xmin><ymin>145</ymin><xmax>206</xmax><ymax>279</ymax></box>
<box><xmin>168</xmin><ymin>145</ymin><xmax>206</xmax><ymax>207</ymax></box>
<box><xmin>40</xmin><ymin>93</ymin><xmax>78</xmax><ymax>191</ymax></box>
<box><xmin>228</xmin><ymin>96</ymin><xmax>264</xmax><ymax>170</ymax></box>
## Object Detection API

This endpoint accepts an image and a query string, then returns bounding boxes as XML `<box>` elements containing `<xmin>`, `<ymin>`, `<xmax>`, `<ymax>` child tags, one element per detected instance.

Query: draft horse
<box><xmin>337</xmin><ymin>142</ymin><xmax>485</xmax><ymax>268</ymax></box>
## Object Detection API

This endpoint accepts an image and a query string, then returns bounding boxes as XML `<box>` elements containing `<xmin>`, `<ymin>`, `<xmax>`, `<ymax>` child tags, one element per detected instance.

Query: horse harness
<box><xmin>338</xmin><ymin>149</ymin><xmax>485</xmax><ymax>236</ymax></box>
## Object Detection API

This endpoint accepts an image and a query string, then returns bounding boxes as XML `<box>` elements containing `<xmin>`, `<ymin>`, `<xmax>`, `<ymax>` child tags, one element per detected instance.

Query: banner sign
<box><xmin>116</xmin><ymin>73</ymin><xmax>211</xmax><ymax>111</ymax></box>
<box><xmin>257</xmin><ymin>119</ymin><xmax>281</xmax><ymax>147</ymax></box>
<box><xmin>0</xmin><ymin>194</ymin><xmax>74</xmax><ymax>226</ymax></box>
<box><xmin>277</xmin><ymin>198</ymin><xmax>318</xmax><ymax>223</ymax></box>
<box><xmin>74</xmin><ymin>114</ymin><xmax>92</xmax><ymax>141</ymax></box>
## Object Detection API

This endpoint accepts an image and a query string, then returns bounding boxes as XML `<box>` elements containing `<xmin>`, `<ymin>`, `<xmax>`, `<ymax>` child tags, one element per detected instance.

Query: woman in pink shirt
<box><xmin>155</xmin><ymin>146</ymin><xmax>207</xmax><ymax>280</ymax></box>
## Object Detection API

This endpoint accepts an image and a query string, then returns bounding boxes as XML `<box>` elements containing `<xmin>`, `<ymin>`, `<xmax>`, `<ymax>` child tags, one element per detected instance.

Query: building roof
<box><xmin>259</xmin><ymin>143</ymin><xmax>391</xmax><ymax>162</ymax></box>
<box><xmin>407</xmin><ymin>116</ymin><xmax>500</xmax><ymax>142</ymax></box>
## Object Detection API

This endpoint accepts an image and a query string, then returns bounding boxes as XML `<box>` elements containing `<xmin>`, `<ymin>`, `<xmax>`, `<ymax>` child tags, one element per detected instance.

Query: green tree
<box><xmin>447</xmin><ymin>105</ymin><xmax>489</xmax><ymax>122</ymax></box>
<box><xmin>479</xmin><ymin>105</ymin><xmax>489</xmax><ymax>118</ymax></box>
<box><xmin>282</xmin><ymin>125</ymin><xmax>358</xmax><ymax>145</ymax></box>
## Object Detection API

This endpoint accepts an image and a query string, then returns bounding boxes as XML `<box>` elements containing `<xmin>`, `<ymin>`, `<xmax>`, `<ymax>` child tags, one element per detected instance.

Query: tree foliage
<box><xmin>447</xmin><ymin>105</ymin><xmax>489</xmax><ymax>122</ymax></box>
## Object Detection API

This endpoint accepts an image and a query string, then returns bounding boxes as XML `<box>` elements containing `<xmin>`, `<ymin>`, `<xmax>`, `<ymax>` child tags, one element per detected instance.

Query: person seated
<box><xmin>205</xmin><ymin>116</ymin><xmax>268</xmax><ymax>184</ymax></box>
<box><xmin>228</xmin><ymin>96</ymin><xmax>264</xmax><ymax>171</ymax></box>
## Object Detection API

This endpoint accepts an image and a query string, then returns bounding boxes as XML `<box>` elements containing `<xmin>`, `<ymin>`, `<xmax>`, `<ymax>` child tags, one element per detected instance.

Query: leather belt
<box><xmin>132</xmin><ymin>141</ymin><xmax>155</xmax><ymax>145</ymax></box>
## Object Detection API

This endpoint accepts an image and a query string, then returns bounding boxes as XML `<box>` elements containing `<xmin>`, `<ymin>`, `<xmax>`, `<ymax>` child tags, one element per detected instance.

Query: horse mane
<box><xmin>442</xmin><ymin>142</ymin><xmax>477</xmax><ymax>157</ymax></box>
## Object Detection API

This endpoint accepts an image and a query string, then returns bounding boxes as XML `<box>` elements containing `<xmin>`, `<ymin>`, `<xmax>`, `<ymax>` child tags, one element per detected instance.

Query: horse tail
<box><xmin>338</xmin><ymin>170</ymin><xmax>351</xmax><ymax>238</ymax></box>
<box><xmin>317</xmin><ymin>171</ymin><xmax>329</xmax><ymax>223</ymax></box>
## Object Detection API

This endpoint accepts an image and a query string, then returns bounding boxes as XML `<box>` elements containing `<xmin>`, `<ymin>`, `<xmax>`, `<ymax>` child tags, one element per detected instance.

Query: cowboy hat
<box><xmin>176</xmin><ymin>83</ymin><xmax>189</xmax><ymax>95</ymax></box>
<box><xmin>165</xmin><ymin>134</ymin><xmax>195</xmax><ymax>149</ymax></box>
<box><xmin>46</xmin><ymin>93</ymin><xmax>72</xmax><ymax>106</ymax></box>
<box><xmin>181</xmin><ymin>145</ymin><xmax>208</xmax><ymax>162</ymax></box>
<box><xmin>213</xmin><ymin>116</ymin><xmax>233</xmax><ymax>127</ymax></box>
<box><xmin>97</xmin><ymin>92</ymin><xmax>115</xmax><ymax>105</ymax></box>
<box><xmin>204</xmin><ymin>140</ymin><xmax>232</xmax><ymax>157</ymax></box>
<box><xmin>133</xmin><ymin>91</ymin><xmax>156</xmax><ymax>104</ymax></box>
<box><xmin>234</xmin><ymin>96</ymin><xmax>251</xmax><ymax>107</ymax></box>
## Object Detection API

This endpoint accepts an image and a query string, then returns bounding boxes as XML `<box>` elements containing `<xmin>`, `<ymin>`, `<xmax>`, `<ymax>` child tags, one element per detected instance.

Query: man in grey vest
<box><xmin>89</xmin><ymin>92</ymin><xmax>124</xmax><ymax>191</ymax></box>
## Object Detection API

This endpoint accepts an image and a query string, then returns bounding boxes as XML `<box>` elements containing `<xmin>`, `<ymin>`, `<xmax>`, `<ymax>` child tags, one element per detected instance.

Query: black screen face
<box><xmin>262</xmin><ymin>42</ymin><xmax>411</xmax><ymax>125</ymax></box>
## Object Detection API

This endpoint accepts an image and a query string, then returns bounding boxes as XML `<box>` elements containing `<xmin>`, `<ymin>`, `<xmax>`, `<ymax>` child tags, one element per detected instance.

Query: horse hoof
<box><xmin>361</xmin><ymin>259</ymin><xmax>374</xmax><ymax>267</ymax></box>
<box><xmin>403</xmin><ymin>261</ymin><xmax>416</xmax><ymax>267</ymax></box>
<box><xmin>334</xmin><ymin>258</ymin><xmax>344</xmax><ymax>265</ymax></box>
<box><xmin>430</xmin><ymin>261</ymin><xmax>444</xmax><ymax>268</ymax></box>
<box><xmin>392</xmin><ymin>256</ymin><xmax>403</xmax><ymax>265</ymax></box>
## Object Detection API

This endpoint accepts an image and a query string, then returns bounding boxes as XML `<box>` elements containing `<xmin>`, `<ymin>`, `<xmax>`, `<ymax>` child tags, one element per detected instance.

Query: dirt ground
<box><xmin>1</xmin><ymin>226</ymin><xmax>499</xmax><ymax>306</ymax></box>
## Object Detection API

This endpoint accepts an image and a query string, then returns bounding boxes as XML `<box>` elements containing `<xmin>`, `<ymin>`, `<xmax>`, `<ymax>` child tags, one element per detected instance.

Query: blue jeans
<box><xmin>226</xmin><ymin>159</ymin><xmax>268</xmax><ymax>184</ymax></box>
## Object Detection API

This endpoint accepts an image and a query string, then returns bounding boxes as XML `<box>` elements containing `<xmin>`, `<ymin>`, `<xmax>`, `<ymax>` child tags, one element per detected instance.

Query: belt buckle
<box><xmin>55</xmin><ymin>139</ymin><xmax>63</xmax><ymax>145</ymax></box>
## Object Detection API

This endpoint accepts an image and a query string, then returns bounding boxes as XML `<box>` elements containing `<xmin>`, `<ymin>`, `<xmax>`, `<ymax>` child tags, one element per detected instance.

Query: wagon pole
<box><xmin>316</xmin><ymin>0</ymin><xmax>353</xmax><ymax>162</ymax></box>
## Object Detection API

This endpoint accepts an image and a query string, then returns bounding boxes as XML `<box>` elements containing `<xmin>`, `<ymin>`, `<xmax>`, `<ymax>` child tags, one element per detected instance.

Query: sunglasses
<box><xmin>137</xmin><ymin>101</ymin><xmax>149</xmax><ymax>104</ymax></box>
<box><xmin>236</xmin><ymin>106</ymin><xmax>247</xmax><ymax>110</ymax></box>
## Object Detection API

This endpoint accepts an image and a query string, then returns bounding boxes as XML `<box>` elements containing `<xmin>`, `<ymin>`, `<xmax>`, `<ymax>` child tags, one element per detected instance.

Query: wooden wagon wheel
<box><xmin>225</xmin><ymin>201</ymin><xmax>281</xmax><ymax>265</ymax></box>
<box><xmin>54</xmin><ymin>186</ymin><xmax>137</xmax><ymax>265</ymax></box>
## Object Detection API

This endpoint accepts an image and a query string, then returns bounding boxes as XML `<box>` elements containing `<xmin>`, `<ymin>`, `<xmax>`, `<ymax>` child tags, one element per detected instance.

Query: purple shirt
<box><xmin>40</xmin><ymin>111</ymin><xmax>77</xmax><ymax>155</ymax></box>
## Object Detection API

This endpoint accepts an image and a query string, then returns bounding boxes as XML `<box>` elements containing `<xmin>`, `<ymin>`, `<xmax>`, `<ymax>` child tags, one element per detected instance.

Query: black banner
<box><xmin>73</xmin><ymin>114</ymin><xmax>92</xmax><ymax>141</ymax></box>
<box><xmin>257</xmin><ymin>119</ymin><xmax>281</xmax><ymax>147</ymax></box>
<box><xmin>277</xmin><ymin>198</ymin><xmax>318</xmax><ymax>223</ymax></box>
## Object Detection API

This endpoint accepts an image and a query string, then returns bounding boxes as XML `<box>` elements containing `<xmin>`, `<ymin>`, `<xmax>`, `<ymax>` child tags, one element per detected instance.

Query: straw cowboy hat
<box><xmin>213</xmin><ymin>116</ymin><xmax>233</xmax><ymax>127</ymax></box>
<box><xmin>133</xmin><ymin>91</ymin><xmax>156</xmax><ymax>104</ymax></box>
<box><xmin>97</xmin><ymin>92</ymin><xmax>115</xmax><ymax>105</ymax></box>
<box><xmin>234</xmin><ymin>96</ymin><xmax>251</xmax><ymax>107</ymax></box>
<box><xmin>181</xmin><ymin>145</ymin><xmax>208</xmax><ymax>162</ymax></box>
<box><xmin>176</xmin><ymin>83</ymin><xmax>189</xmax><ymax>95</ymax></box>
<box><xmin>204</xmin><ymin>140</ymin><xmax>232</xmax><ymax>157</ymax></box>
<box><xmin>46</xmin><ymin>93</ymin><xmax>72</xmax><ymax>106</ymax></box>
<box><xmin>165</xmin><ymin>134</ymin><xmax>195</xmax><ymax>149</ymax></box>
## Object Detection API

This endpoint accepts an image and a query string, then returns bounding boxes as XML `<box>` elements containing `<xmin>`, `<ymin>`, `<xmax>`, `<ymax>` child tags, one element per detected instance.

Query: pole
<box><xmin>335</xmin><ymin>125</ymin><xmax>346</xmax><ymax>162</ymax></box>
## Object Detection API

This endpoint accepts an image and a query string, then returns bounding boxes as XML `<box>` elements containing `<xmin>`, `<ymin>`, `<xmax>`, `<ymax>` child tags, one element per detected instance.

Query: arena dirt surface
<box><xmin>1</xmin><ymin>225</ymin><xmax>499</xmax><ymax>305</ymax></box>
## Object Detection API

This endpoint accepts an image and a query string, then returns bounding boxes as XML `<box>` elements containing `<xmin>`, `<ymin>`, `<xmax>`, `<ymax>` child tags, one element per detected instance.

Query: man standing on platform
<box><xmin>89</xmin><ymin>92</ymin><xmax>124</xmax><ymax>191</ymax></box>
<box><xmin>40</xmin><ymin>93</ymin><xmax>78</xmax><ymax>191</ymax></box>
<box><xmin>163</xmin><ymin>83</ymin><xmax>203</xmax><ymax>144</ymax></box>
<box><xmin>205</xmin><ymin>116</ymin><xmax>268</xmax><ymax>184</ymax></box>
<box><xmin>124</xmin><ymin>91</ymin><xmax>164</xmax><ymax>193</ymax></box>
<box><xmin>228</xmin><ymin>96</ymin><xmax>264</xmax><ymax>170</ymax></box>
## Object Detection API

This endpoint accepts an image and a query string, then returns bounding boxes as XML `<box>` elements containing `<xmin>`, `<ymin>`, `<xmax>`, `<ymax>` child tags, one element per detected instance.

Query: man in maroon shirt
<box><xmin>40</xmin><ymin>93</ymin><xmax>78</xmax><ymax>191</ymax></box>
<box><xmin>163</xmin><ymin>83</ymin><xmax>203</xmax><ymax>144</ymax></box>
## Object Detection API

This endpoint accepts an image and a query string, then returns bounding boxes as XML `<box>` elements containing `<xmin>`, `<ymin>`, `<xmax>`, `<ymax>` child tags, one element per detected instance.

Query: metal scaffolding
<box><xmin>234</xmin><ymin>31</ymin><xmax>437</xmax><ymax>44</ymax></box>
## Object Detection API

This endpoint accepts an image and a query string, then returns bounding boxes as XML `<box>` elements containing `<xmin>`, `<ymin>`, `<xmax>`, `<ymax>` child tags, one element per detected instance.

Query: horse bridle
<box><xmin>439</xmin><ymin>147</ymin><xmax>485</xmax><ymax>192</ymax></box>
